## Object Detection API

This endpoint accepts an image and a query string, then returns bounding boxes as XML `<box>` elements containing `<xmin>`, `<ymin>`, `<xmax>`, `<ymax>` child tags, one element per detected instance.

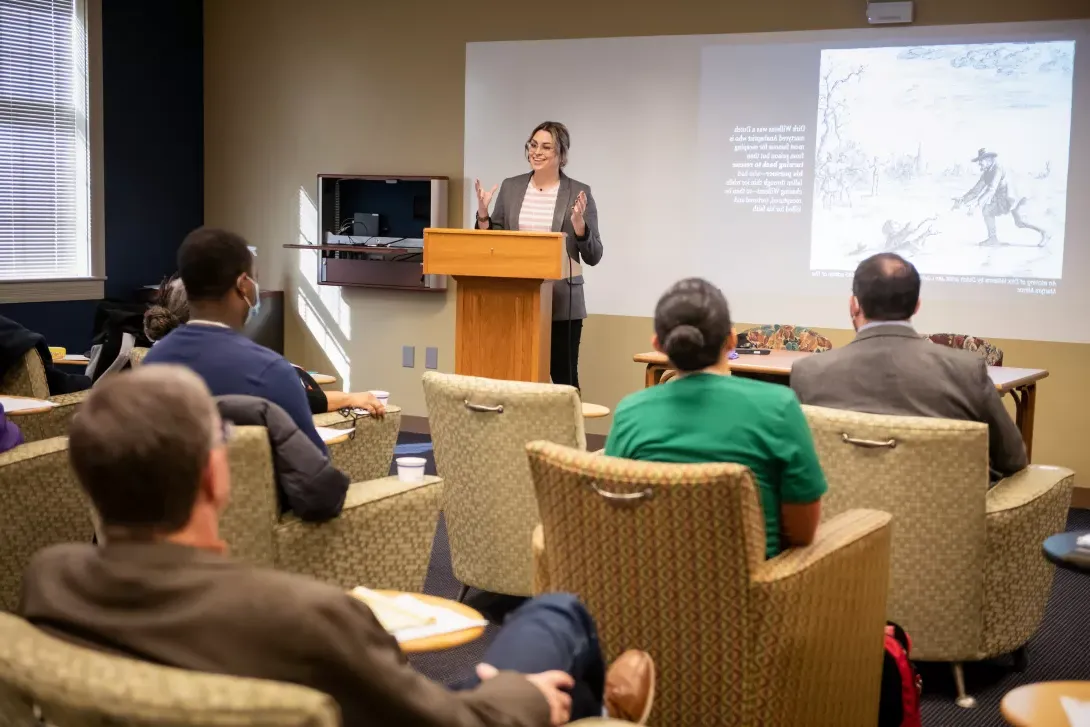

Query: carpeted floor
<box><xmin>395</xmin><ymin>433</ymin><xmax>1090</xmax><ymax>726</ymax></box>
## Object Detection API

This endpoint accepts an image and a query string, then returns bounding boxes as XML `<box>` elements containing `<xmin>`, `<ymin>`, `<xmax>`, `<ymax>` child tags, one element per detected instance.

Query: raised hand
<box><xmin>475</xmin><ymin>179</ymin><xmax>498</xmax><ymax>218</ymax></box>
<box><xmin>571</xmin><ymin>190</ymin><xmax>587</xmax><ymax>226</ymax></box>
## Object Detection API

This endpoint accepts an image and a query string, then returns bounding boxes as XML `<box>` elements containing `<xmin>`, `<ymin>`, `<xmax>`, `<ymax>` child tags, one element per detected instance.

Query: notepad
<box><xmin>1062</xmin><ymin>696</ymin><xmax>1090</xmax><ymax>726</ymax></box>
<box><xmin>316</xmin><ymin>426</ymin><xmax>353</xmax><ymax>443</ymax></box>
<box><xmin>62</xmin><ymin>354</ymin><xmax>90</xmax><ymax>363</ymax></box>
<box><xmin>349</xmin><ymin>587</ymin><xmax>489</xmax><ymax>643</ymax></box>
<box><xmin>350</xmin><ymin>588</ymin><xmax>436</xmax><ymax>631</ymax></box>
<box><xmin>0</xmin><ymin>397</ymin><xmax>57</xmax><ymax>413</ymax></box>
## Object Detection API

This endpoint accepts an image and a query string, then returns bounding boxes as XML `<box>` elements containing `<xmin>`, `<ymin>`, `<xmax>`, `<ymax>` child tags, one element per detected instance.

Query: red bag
<box><xmin>879</xmin><ymin>622</ymin><xmax>922</xmax><ymax>727</ymax></box>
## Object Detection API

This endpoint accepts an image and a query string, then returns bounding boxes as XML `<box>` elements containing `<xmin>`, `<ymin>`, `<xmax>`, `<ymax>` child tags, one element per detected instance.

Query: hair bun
<box><xmin>662</xmin><ymin>324</ymin><xmax>707</xmax><ymax>369</ymax></box>
<box><xmin>143</xmin><ymin>305</ymin><xmax>180</xmax><ymax>342</ymax></box>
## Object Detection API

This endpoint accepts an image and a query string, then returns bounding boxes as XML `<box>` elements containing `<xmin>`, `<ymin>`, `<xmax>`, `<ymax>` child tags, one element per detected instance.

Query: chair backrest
<box><xmin>740</xmin><ymin>324</ymin><xmax>832</xmax><ymax>352</ymax></box>
<box><xmin>0</xmin><ymin>612</ymin><xmax>340</xmax><ymax>727</ymax></box>
<box><xmin>219</xmin><ymin>426</ymin><xmax>279</xmax><ymax>568</ymax></box>
<box><xmin>423</xmin><ymin>371</ymin><xmax>585</xmax><ymax>596</ymax></box>
<box><xmin>129</xmin><ymin>347</ymin><xmax>150</xmax><ymax>367</ymax></box>
<box><xmin>802</xmin><ymin>405</ymin><xmax>990</xmax><ymax>658</ymax></box>
<box><xmin>0</xmin><ymin>438</ymin><xmax>94</xmax><ymax>612</ymax></box>
<box><xmin>526</xmin><ymin>442</ymin><xmax>766</xmax><ymax>724</ymax></box>
<box><xmin>0</xmin><ymin>349</ymin><xmax>50</xmax><ymax>399</ymax></box>
<box><xmin>926</xmin><ymin>333</ymin><xmax>1004</xmax><ymax>366</ymax></box>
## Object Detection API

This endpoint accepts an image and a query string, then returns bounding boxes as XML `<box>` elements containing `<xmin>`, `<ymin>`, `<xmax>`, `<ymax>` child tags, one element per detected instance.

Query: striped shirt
<box><xmin>517</xmin><ymin>180</ymin><xmax>581</xmax><ymax>278</ymax></box>
<box><xmin>517</xmin><ymin>181</ymin><xmax>559</xmax><ymax>233</ymax></box>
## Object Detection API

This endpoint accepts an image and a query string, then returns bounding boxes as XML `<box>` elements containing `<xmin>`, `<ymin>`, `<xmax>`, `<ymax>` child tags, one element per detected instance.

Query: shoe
<box><xmin>604</xmin><ymin>650</ymin><xmax>655</xmax><ymax>724</ymax></box>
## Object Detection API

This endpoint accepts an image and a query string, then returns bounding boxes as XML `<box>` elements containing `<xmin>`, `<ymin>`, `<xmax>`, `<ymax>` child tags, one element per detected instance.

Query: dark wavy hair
<box><xmin>654</xmin><ymin>278</ymin><xmax>733</xmax><ymax>372</ymax></box>
<box><xmin>144</xmin><ymin>274</ymin><xmax>189</xmax><ymax>342</ymax></box>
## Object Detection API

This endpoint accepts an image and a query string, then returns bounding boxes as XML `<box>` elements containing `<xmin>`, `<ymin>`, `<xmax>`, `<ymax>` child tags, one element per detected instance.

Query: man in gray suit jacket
<box><xmin>790</xmin><ymin>253</ymin><xmax>1027</xmax><ymax>479</ymax></box>
<box><xmin>20</xmin><ymin>365</ymin><xmax>654</xmax><ymax>727</ymax></box>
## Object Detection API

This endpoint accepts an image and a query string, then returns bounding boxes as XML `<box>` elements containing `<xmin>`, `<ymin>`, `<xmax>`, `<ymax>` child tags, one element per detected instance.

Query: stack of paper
<box><xmin>316</xmin><ymin>426</ymin><xmax>354</xmax><ymax>443</ymax></box>
<box><xmin>1062</xmin><ymin>696</ymin><xmax>1090</xmax><ymax>726</ymax></box>
<box><xmin>1076</xmin><ymin>534</ymin><xmax>1090</xmax><ymax>553</ymax></box>
<box><xmin>0</xmin><ymin>397</ymin><xmax>57</xmax><ymax>413</ymax></box>
<box><xmin>350</xmin><ymin>587</ymin><xmax>489</xmax><ymax>643</ymax></box>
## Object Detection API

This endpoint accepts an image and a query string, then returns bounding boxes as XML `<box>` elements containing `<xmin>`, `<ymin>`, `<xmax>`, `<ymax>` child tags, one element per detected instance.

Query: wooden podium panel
<box><xmin>423</xmin><ymin>228</ymin><xmax>564</xmax><ymax>280</ymax></box>
<box><xmin>424</xmin><ymin>228</ymin><xmax>564</xmax><ymax>383</ymax></box>
<box><xmin>456</xmin><ymin>277</ymin><xmax>553</xmax><ymax>382</ymax></box>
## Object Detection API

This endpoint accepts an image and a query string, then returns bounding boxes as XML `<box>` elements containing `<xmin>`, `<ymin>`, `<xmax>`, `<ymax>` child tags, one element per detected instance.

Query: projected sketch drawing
<box><xmin>809</xmin><ymin>41</ymin><xmax>1075</xmax><ymax>280</ymax></box>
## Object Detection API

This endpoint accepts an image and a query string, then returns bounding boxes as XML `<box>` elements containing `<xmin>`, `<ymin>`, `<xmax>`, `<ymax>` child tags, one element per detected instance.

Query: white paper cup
<box><xmin>369</xmin><ymin>390</ymin><xmax>390</xmax><ymax>407</ymax></box>
<box><xmin>396</xmin><ymin>456</ymin><xmax>426</xmax><ymax>483</ymax></box>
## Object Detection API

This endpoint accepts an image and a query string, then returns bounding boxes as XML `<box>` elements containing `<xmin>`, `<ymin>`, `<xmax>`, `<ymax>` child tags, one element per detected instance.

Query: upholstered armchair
<box><xmin>220</xmin><ymin>426</ymin><xmax>440</xmax><ymax>593</ymax></box>
<box><xmin>0</xmin><ymin>349</ymin><xmax>87</xmax><ymax>442</ymax></box>
<box><xmin>0</xmin><ymin>438</ymin><xmax>95</xmax><ymax>613</ymax></box>
<box><xmin>423</xmin><ymin>371</ymin><xmax>585</xmax><ymax>599</ymax></box>
<box><xmin>0</xmin><ymin>612</ymin><xmax>340</xmax><ymax>726</ymax></box>
<box><xmin>803</xmin><ymin>405</ymin><xmax>1074</xmax><ymax>706</ymax></box>
<box><xmin>313</xmin><ymin>407</ymin><xmax>402</xmax><ymax>485</ymax></box>
<box><xmin>129</xmin><ymin>348</ymin><xmax>391</xmax><ymax>484</ymax></box>
<box><xmin>527</xmin><ymin>442</ymin><xmax>893</xmax><ymax>727</ymax></box>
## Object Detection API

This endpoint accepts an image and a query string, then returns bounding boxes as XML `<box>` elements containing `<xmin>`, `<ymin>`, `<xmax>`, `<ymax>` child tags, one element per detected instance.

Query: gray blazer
<box><xmin>790</xmin><ymin>324</ymin><xmax>1027</xmax><ymax>479</ymax></box>
<box><xmin>477</xmin><ymin>171</ymin><xmax>603</xmax><ymax>321</ymax></box>
<box><xmin>216</xmin><ymin>395</ymin><xmax>349</xmax><ymax>521</ymax></box>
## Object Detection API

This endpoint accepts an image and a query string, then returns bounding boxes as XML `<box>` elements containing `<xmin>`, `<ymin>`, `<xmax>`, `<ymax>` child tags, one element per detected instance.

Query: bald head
<box><xmin>852</xmin><ymin>252</ymin><xmax>921</xmax><ymax>322</ymax></box>
<box><xmin>69</xmin><ymin>365</ymin><xmax>222</xmax><ymax>536</ymax></box>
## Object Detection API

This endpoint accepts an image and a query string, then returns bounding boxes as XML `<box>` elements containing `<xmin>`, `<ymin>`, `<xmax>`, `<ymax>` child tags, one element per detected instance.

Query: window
<box><xmin>0</xmin><ymin>0</ymin><xmax>98</xmax><ymax>299</ymax></box>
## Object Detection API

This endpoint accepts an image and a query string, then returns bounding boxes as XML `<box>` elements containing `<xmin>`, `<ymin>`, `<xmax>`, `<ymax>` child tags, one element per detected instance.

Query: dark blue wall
<box><xmin>0</xmin><ymin>0</ymin><xmax>203</xmax><ymax>352</ymax></box>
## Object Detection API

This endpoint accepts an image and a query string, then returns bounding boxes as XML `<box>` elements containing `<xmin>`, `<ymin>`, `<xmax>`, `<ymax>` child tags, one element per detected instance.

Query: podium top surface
<box><xmin>422</xmin><ymin>228</ymin><xmax>565</xmax><ymax>280</ymax></box>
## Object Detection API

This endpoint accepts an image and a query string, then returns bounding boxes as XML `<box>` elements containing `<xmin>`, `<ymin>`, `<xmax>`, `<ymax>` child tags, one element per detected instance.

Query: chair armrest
<box><xmin>750</xmin><ymin>509</ymin><xmax>892</xmax><ymax>727</ymax></box>
<box><xmin>986</xmin><ymin>465</ymin><xmax>1075</xmax><ymax>515</ymax></box>
<box><xmin>15</xmin><ymin>391</ymin><xmax>87</xmax><ymax>443</ymax></box>
<box><xmin>981</xmin><ymin>465</ymin><xmax>1075</xmax><ymax>657</ymax></box>
<box><xmin>314</xmin><ymin>406</ymin><xmax>401</xmax><ymax>484</ymax></box>
<box><xmin>531</xmin><ymin>524</ymin><xmax>550</xmax><ymax>595</ymax></box>
<box><xmin>273</xmin><ymin>475</ymin><xmax>441</xmax><ymax>593</ymax></box>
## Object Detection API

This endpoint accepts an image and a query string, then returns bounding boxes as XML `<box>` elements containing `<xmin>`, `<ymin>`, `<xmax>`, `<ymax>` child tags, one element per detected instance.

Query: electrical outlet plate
<box><xmin>402</xmin><ymin>346</ymin><xmax>415</xmax><ymax>368</ymax></box>
<box><xmin>425</xmin><ymin>347</ymin><xmax>439</xmax><ymax>370</ymax></box>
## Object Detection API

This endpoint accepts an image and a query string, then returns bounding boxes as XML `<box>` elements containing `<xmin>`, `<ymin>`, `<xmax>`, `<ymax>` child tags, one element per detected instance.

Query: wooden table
<box><xmin>374</xmin><ymin>591</ymin><xmax>486</xmax><ymax>653</ymax></box>
<box><xmin>633</xmin><ymin>350</ymin><xmax>1049</xmax><ymax>460</ymax></box>
<box><xmin>0</xmin><ymin>396</ymin><xmax>55</xmax><ymax>416</ymax></box>
<box><xmin>53</xmin><ymin>356</ymin><xmax>89</xmax><ymax>367</ymax></box>
<box><xmin>582</xmin><ymin>403</ymin><xmax>611</xmax><ymax>419</ymax></box>
<box><xmin>1001</xmin><ymin>681</ymin><xmax>1090</xmax><ymax>726</ymax></box>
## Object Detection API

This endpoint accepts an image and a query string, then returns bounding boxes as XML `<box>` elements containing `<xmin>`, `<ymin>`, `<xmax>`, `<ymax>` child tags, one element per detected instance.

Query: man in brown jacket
<box><xmin>790</xmin><ymin>253</ymin><xmax>1027</xmax><ymax>480</ymax></box>
<box><xmin>20</xmin><ymin>365</ymin><xmax>654</xmax><ymax>726</ymax></box>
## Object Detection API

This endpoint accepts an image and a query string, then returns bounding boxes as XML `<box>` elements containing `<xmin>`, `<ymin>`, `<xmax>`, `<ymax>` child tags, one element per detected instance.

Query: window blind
<box><xmin>0</xmin><ymin>0</ymin><xmax>90</xmax><ymax>281</ymax></box>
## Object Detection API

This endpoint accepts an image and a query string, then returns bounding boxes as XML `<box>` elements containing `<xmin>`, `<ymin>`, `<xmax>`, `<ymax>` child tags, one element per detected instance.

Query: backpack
<box><xmin>85</xmin><ymin>301</ymin><xmax>152</xmax><ymax>384</ymax></box>
<box><xmin>879</xmin><ymin>622</ymin><xmax>922</xmax><ymax>727</ymax></box>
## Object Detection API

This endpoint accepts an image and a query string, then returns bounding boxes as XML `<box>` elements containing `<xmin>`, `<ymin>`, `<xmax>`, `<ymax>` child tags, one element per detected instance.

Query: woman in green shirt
<box><xmin>605</xmin><ymin>278</ymin><xmax>827</xmax><ymax>558</ymax></box>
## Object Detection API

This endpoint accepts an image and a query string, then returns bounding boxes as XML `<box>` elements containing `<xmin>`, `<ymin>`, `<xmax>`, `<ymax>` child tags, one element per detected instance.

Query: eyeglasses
<box><xmin>527</xmin><ymin>141</ymin><xmax>555</xmax><ymax>154</ymax></box>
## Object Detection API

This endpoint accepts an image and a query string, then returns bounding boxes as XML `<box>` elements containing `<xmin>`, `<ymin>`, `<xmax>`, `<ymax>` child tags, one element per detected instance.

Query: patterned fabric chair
<box><xmin>129</xmin><ymin>349</ymin><xmax>391</xmax><ymax>484</ymax></box>
<box><xmin>926</xmin><ymin>333</ymin><xmax>1004</xmax><ymax>366</ymax></box>
<box><xmin>0</xmin><ymin>349</ymin><xmax>87</xmax><ymax>442</ymax></box>
<box><xmin>129</xmin><ymin>346</ymin><xmax>150</xmax><ymax>367</ymax></box>
<box><xmin>423</xmin><ymin>371</ymin><xmax>586</xmax><ymax>598</ymax></box>
<box><xmin>803</xmin><ymin>405</ymin><xmax>1074</xmax><ymax>706</ymax></box>
<box><xmin>739</xmin><ymin>324</ymin><xmax>832</xmax><ymax>352</ymax></box>
<box><xmin>0</xmin><ymin>438</ymin><xmax>95</xmax><ymax>612</ymax></box>
<box><xmin>527</xmin><ymin>442</ymin><xmax>893</xmax><ymax>727</ymax></box>
<box><xmin>216</xmin><ymin>426</ymin><xmax>441</xmax><ymax>593</ymax></box>
<box><xmin>0</xmin><ymin>612</ymin><xmax>340</xmax><ymax>727</ymax></box>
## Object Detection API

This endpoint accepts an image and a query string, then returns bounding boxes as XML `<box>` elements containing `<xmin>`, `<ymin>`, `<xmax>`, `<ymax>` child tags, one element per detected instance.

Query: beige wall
<box><xmin>204</xmin><ymin>0</ymin><xmax>1089</xmax><ymax>481</ymax></box>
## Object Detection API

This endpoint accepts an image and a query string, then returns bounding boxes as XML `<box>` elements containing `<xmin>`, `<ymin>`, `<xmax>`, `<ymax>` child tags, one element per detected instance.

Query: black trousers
<box><xmin>550</xmin><ymin>319</ymin><xmax>583</xmax><ymax>390</ymax></box>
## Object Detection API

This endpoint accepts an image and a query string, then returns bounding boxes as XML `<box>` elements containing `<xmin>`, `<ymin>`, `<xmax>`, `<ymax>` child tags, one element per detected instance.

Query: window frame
<box><xmin>0</xmin><ymin>0</ymin><xmax>105</xmax><ymax>304</ymax></box>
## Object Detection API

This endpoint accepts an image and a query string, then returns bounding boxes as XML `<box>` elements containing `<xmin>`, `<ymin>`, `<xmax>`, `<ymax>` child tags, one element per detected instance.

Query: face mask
<box><xmin>243</xmin><ymin>276</ymin><xmax>262</xmax><ymax>324</ymax></box>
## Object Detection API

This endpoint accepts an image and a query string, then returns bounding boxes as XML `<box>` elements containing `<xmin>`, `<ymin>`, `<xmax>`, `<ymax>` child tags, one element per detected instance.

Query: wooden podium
<box><xmin>423</xmin><ymin>228</ymin><xmax>565</xmax><ymax>382</ymax></box>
